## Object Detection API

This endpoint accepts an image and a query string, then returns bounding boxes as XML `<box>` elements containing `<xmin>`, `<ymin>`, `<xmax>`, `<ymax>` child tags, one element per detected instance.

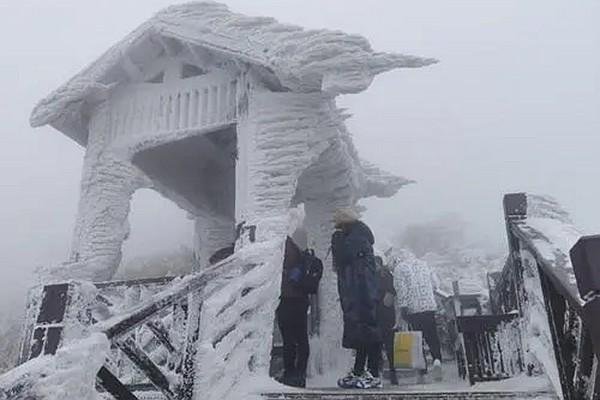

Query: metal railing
<box><xmin>495</xmin><ymin>193</ymin><xmax>600</xmax><ymax>399</ymax></box>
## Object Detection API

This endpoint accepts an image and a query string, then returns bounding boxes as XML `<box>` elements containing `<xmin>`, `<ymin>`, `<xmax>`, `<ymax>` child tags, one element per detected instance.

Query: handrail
<box><xmin>98</xmin><ymin>254</ymin><xmax>254</xmax><ymax>339</ymax></box>
<box><xmin>95</xmin><ymin>251</ymin><xmax>259</xmax><ymax>400</ymax></box>
<box><xmin>501</xmin><ymin>193</ymin><xmax>599</xmax><ymax>399</ymax></box>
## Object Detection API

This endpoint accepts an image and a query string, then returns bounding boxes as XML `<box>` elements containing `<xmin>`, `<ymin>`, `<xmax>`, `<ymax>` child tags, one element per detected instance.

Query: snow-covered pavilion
<box><xmin>27</xmin><ymin>2</ymin><xmax>436</xmax><ymax>398</ymax></box>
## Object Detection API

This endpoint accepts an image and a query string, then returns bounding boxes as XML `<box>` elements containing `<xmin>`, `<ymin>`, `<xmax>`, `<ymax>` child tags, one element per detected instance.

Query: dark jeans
<box><xmin>406</xmin><ymin>311</ymin><xmax>442</xmax><ymax>361</ymax></box>
<box><xmin>353</xmin><ymin>342</ymin><xmax>382</xmax><ymax>377</ymax></box>
<box><xmin>382</xmin><ymin>328</ymin><xmax>396</xmax><ymax>373</ymax></box>
<box><xmin>276</xmin><ymin>298</ymin><xmax>309</xmax><ymax>380</ymax></box>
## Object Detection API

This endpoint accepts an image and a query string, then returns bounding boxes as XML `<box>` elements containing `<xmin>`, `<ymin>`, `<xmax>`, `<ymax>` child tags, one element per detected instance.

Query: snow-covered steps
<box><xmin>262</xmin><ymin>390</ymin><xmax>558</xmax><ymax>399</ymax></box>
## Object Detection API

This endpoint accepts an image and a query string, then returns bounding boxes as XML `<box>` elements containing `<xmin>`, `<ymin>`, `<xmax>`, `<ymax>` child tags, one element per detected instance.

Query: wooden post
<box><xmin>503</xmin><ymin>193</ymin><xmax>528</xmax><ymax>314</ymax></box>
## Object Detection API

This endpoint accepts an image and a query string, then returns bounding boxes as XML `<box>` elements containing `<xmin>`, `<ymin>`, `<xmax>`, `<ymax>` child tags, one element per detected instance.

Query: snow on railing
<box><xmin>106</xmin><ymin>72</ymin><xmax>238</xmax><ymax>142</ymax></box>
<box><xmin>501</xmin><ymin>193</ymin><xmax>600</xmax><ymax>399</ymax></box>
<box><xmin>0</xmin><ymin>333</ymin><xmax>108</xmax><ymax>400</ymax></box>
<box><xmin>7</xmin><ymin>239</ymin><xmax>284</xmax><ymax>400</ymax></box>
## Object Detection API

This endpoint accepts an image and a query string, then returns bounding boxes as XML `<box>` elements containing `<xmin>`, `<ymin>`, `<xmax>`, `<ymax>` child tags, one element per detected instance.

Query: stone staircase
<box><xmin>262</xmin><ymin>390</ymin><xmax>558</xmax><ymax>399</ymax></box>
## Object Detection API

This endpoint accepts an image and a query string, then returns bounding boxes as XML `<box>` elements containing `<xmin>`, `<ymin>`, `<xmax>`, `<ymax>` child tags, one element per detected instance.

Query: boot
<box><xmin>389</xmin><ymin>369</ymin><xmax>399</xmax><ymax>386</ymax></box>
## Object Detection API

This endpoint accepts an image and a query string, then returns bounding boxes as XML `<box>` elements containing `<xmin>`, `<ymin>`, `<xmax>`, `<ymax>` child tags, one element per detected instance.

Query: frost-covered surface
<box><xmin>513</xmin><ymin>194</ymin><xmax>583</xmax><ymax>305</ymax></box>
<box><xmin>30</xmin><ymin>1</ymin><xmax>436</xmax><ymax>141</ymax></box>
<box><xmin>492</xmin><ymin>317</ymin><xmax>527</xmax><ymax>378</ymax></box>
<box><xmin>507</xmin><ymin>194</ymin><xmax>586</xmax><ymax>400</ymax></box>
<box><xmin>388</xmin><ymin>248</ymin><xmax>437</xmax><ymax>314</ymax></box>
<box><xmin>235</xmin><ymin>88</ymin><xmax>384</xmax><ymax>374</ymax></box>
<box><xmin>519</xmin><ymin>249</ymin><xmax>564</xmax><ymax>400</ymax></box>
<box><xmin>22</xmin><ymin>3</ymin><xmax>435</xmax><ymax>397</ymax></box>
<box><xmin>273</xmin><ymin>361</ymin><xmax>554</xmax><ymax>395</ymax></box>
<box><xmin>359</xmin><ymin>160</ymin><xmax>414</xmax><ymax>198</ymax></box>
<box><xmin>0</xmin><ymin>333</ymin><xmax>108</xmax><ymax>400</ymax></box>
<box><xmin>194</xmin><ymin>239</ymin><xmax>285</xmax><ymax>400</ymax></box>
<box><xmin>0</xmin><ymin>315</ymin><xmax>22</xmax><ymax>374</ymax></box>
<box><xmin>60</xmin><ymin>106</ymin><xmax>148</xmax><ymax>282</ymax></box>
<box><xmin>28</xmin><ymin>1</ymin><xmax>423</xmax><ymax>284</ymax></box>
<box><xmin>193</xmin><ymin>213</ymin><xmax>234</xmax><ymax>270</ymax></box>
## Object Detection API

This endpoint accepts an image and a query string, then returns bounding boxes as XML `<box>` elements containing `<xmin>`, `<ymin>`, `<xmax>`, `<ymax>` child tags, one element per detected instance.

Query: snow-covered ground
<box><xmin>255</xmin><ymin>363</ymin><xmax>553</xmax><ymax>393</ymax></box>
<box><xmin>293</xmin><ymin>362</ymin><xmax>553</xmax><ymax>393</ymax></box>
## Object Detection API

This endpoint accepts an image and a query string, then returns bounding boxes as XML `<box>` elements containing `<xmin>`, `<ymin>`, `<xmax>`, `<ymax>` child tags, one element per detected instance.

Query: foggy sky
<box><xmin>0</xmin><ymin>0</ymin><xmax>599</xmax><ymax>311</ymax></box>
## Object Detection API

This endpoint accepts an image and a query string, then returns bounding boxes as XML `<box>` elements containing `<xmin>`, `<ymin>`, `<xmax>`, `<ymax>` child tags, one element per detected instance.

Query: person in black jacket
<box><xmin>276</xmin><ymin>236</ymin><xmax>310</xmax><ymax>388</ymax></box>
<box><xmin>375</xmin><ymin>256</ymin><xmax>398</xmax><ymax>385</ymax></box>
<box><xmin>332</xmin><ymin>208</ymin><xmax>383</xmax><ymax>389</ymax></box>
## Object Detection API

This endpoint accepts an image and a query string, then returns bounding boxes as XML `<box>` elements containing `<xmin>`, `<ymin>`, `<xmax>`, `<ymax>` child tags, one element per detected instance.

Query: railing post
<box><xmin>503</xmin><ymin>193</ymin><xmax>527</xmax><ymax>313</ymax></box>
<box><xmin>570</xmin><ymin>235</ymin><xmax>600</xmax><ymax>362</ymax></box>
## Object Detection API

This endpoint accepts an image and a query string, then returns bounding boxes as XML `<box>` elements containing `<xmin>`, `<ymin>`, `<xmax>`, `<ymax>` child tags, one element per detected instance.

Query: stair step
<box><xmin>262</xmin><ymin>390</ymin><xmax>558</xmax><ymax>399</ymax></box>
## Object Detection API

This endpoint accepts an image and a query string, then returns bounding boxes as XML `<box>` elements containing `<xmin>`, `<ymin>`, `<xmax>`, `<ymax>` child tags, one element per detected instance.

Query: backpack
<box><xmin>288</xmin><ymin>249</ymin><xmax>323</xmax><ymax>294</ymax></box>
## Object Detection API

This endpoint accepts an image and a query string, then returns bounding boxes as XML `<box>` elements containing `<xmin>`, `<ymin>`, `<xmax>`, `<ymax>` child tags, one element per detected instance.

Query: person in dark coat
<box><xmin>276</xmin><ymin>236</ymin><xmax>310</xmax><ymax>388</ymax></box>
<box><xmin>331</xmin><ymin>208</ymin><xmax>383</xmax><ymax>389</ymax></box>
<box><xmin>375</xmin><ymin>256</ymin><xmax>398</xmax><ymax>385</ymax></box>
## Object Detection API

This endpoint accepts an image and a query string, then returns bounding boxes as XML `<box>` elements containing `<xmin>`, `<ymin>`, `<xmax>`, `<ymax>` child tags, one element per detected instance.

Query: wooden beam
<box><xmin>156</xmin><ymin>35</ymin><xmax>180</xmax><ymax>58</ymax></box>
<box><xmin>99</xmin><ymin>255</ymin><xmax>243</xmax><ymax>340</ymax></box>
<box><xmin>146</xmin><ymin>321</ymin><xmax>176</xmax><ymax>353</ymax></box>
<box><xmin>179</xmin><ymin>300</ymin><xmax>202</xmax><ymax>400</ymax></box>
<box><xmin>121</xmin><ymin>55</ymin><xmax>144</xmax><ymax>82</ymax></box>
<box><xmin>186</xmin><ymin>44</ymin><xmax>214</xmax><ymax>68</ymax></box>
<box><xmin>96</xmin><ymin>366</ymin><xmax>140</xmax><ymax>400</ymax></box>
<box><xmin>115</xmin><ymin>336</ymin><xmax>176</xmax><ymax>400</ymax></box>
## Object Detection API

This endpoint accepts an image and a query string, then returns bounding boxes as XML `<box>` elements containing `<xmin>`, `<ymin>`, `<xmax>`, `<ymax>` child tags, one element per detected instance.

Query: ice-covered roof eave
<box><xmin>358</xmin><ymin>159</ymin><xmax>415</xmax><ymax>200</ymax></box>
<box><xmin>29</xmin><ymin>1</ymin><xmax>437</xmax><ymax>142</ymax></box>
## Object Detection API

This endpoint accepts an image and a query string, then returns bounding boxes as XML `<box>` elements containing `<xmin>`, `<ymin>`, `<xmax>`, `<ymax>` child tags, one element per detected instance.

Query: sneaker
<box><xmin>432</xmin><ymin>359</ymin><xmax>443</xmax><ymax>382</ymax></box>
<box><xmin>355</xmin><ymin>371</ymin><xmax>383</xmax><ymax>389</ymax></box>
<box><xmin>337</xmin><ymin>371</ymin><xmax>361</xmax><ymax>389</ymax></box>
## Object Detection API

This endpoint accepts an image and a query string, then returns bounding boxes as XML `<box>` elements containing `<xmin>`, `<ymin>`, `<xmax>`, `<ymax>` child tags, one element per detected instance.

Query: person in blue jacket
<box><xmin>332</xmin><ymin>208</ymin><xmax>383</xmax><ymax>389</ymax></box>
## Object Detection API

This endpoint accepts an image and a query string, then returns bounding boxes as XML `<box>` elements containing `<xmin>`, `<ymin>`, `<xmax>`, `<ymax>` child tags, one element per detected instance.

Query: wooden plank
<box><xmin>456</xmin><ymin>314</ymin><xmax>518</xmax><ymax>333</ymax></box>
<box><xmin>146</xmin><ymin>320</ymin><xmax>176</xmax><ymax>353</ymax></box>
<box><xmin>95</xmin><ymin>276</ymin><xmax>176</xmax><ymax>289</ymax></box>
<box><xmin>100</xmin><ymin>255</ymin><xmax>247</xmax><ymax>340</ymax></box>
<box><xmin>540</xmin><ymin>272</ymin><xmax>574</xmax><ymax>400</ymax></box>
<box><xmin>96</xmin><ymin>366</ymin><xmax>140</xmax><ymax>400</ymax></box>
<box><xmin>37</xmin><ymin>283</ymin><xmax>69</xmax><ymax>324</ymax></box>
<box><xmin>179</xmin><ymin>298</ymin><xmax>202</xmax><ymax>400</ymax></box>
<box><xmin>115</xmin><ymin>336</ymin><xmax>176</xmax><ymax>400</ymax></box>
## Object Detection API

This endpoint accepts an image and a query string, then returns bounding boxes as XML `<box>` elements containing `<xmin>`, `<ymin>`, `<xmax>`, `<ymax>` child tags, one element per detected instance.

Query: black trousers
<box><xmin>353</xmin><ymin>342</ymin><xmax>382</xmax><ymax>377</ymax></box>
<box><xmin>382</xmin><ymin>328</ymin><xmax>396</xmax><ymax>373</ymax></box>
<box><xmin>406</xmin><ymin>311</ymin><xmax>442</xmax><ymax>361</ymax></box>
<box><xmin>276</xmin><ymin>298</ymin><xmax>309</xmax><ymax>379</ymax></box>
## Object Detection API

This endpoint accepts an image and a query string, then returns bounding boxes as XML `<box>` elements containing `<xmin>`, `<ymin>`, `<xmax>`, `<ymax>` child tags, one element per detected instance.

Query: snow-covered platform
<box><xmin>261</xmin><ymin>363</ymin><xmax>557</xmax><ymax>400</ymax></box>
<box><xmin>261</xmin><ymin>390</ymin><xmax>557</xmax><ymax>400</ymax></box>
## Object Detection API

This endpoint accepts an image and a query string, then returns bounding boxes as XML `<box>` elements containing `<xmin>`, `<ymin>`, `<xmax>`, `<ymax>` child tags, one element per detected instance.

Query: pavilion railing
<box><xmin>106</xmin><ymin>71</ymin><xmax>238</xmax><ymax>143</ymax></box>
<box><xmin>5</xmin><ymin>247</ymin><xmax>264</xmax><ymax>400</ymax></box>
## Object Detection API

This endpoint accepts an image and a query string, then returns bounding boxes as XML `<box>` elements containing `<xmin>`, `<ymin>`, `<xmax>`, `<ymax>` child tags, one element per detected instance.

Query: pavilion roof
<box><xmin>30</xmin><ymin>2</ymin><xmax>436</xmax><ymax>145</ymax></box>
